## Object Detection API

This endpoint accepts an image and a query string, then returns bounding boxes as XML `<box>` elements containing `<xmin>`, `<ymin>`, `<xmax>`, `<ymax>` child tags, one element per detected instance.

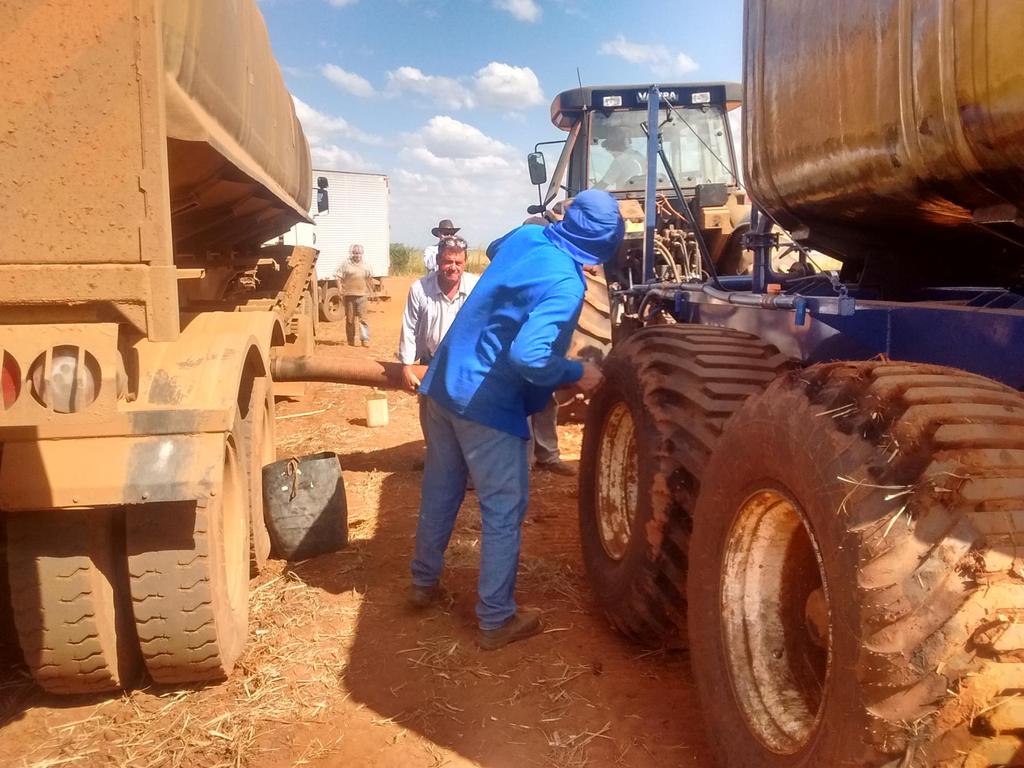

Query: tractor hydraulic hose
<box><xmin>700</xmin><ymin>284</ymin><xmax>799</xmax><ymax>309</ymax></box>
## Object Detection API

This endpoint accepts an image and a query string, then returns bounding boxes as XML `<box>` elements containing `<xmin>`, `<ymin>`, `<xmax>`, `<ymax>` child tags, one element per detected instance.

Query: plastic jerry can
<box><xmin>365</xmin><ymin>389</ymin><xmax>388</xmax><ymax>427</ymax></box>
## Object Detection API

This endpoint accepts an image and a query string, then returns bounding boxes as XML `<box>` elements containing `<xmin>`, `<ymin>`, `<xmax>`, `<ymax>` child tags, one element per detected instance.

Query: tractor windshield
<box><xmin>588</xmin><ymin>106</ymin><xmax>735</xmax><ymax>193</ymax></box>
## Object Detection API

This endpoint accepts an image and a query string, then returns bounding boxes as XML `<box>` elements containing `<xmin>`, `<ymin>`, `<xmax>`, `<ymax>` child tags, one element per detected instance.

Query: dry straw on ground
<box><xmin>10</xmin><ymin>565</ymin><xmax>356</xmax><ymax>768</ymax></box>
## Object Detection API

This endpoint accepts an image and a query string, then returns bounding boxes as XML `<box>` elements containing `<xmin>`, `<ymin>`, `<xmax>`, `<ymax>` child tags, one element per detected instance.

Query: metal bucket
<box><xmin>262</xmin><ymin>452</ymin><xmax>348</xmax><ymax>561</ymax></box>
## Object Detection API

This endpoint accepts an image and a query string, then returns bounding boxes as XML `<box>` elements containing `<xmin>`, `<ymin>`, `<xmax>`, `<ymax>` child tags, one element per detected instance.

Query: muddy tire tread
<box><xmin>6</xmin><ymin>511</ymin><xmax>138</xmax><ymax>694</ymax></box>
<box><xmin>580</xmin><ymin>325</ymin><xmax>790</xmax><ymax>644</ymax></box>
<box><xmin>128</xmin><ymin>505</ymin><xmax>227</xmax><ymax>682</ymax></box>
<box><xmin>788</xmin><ymin>362</ymin><xmax>1024</xmax><ymax>766</ymax></box>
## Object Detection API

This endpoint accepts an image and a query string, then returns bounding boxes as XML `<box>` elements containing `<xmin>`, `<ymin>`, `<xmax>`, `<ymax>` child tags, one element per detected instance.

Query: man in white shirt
<box><xmin>594</xmin><ymin>126</ymin><xmax>645</xmax><ymax>191</ymax></box>
<box><xmin>422</xmin><ymin>218</ymin><xmax>461</xmax><ymax>273</ymax></box>
<box><xmin>400</xmin><ymin>235</ymin><xmax>479</xmax><ymax>395</ymax></box>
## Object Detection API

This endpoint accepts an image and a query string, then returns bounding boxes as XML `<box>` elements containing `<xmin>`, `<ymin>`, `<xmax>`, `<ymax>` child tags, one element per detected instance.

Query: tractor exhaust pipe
<box><xmin>271</xmin><ymin>355</ymin><xmax>427</xmax><ymax>391</ymax></box>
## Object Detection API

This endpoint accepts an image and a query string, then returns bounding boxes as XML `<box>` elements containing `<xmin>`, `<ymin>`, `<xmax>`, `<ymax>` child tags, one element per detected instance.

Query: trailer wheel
<box><xmin>6</xmin><ymin>509</ymin><xmax>140</xmax><ymax>693</ymax></box>
<box><xmin>688</xmin><ymin>362</ymin><xmax>1024</xmax><ymax>767</ymax></box>
<box><xmin>320</xmin><ymin>286</ymin><xmax>343</xmax><ymax>323</ymax></box>
<box><xmin>127</xmin><ymin>428</ymin><xmax>249</xmax><ymax>684</ymax></box>
<box><xmin>240</xmin><ymin>374</ymin><xmax>274</xmax><ymax>574</ymax></box>
<box><xmin>578</xmin><ymin>325</ymin><xmax>789</xmax><ymax>644</ymax></box>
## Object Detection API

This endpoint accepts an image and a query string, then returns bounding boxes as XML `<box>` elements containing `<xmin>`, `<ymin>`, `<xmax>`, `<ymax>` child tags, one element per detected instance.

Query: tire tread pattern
<box><xmin>6</xmin><ymin>510</ymin><xmax>138</xmax><ymax>694</ymax></box>
<box><xmin>793</xmin><ymin>362</ymin><xmax>1024</xmax><ymax>767</ymax></box>
<box><xmin>580</xmin><ymin>325</ymin><xmax>790</xmax><ymax>644</ymax></box>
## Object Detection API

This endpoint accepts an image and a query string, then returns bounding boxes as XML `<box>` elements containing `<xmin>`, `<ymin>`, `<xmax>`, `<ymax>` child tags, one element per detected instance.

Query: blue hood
<box><xmin>543</xmin><ymin>189</ymin><xmax>624</xmax><ymax>266</ymax></box>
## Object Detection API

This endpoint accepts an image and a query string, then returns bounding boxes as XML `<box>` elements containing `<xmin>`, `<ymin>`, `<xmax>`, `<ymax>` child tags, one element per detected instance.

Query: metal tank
<box><xmin>744</xmin><ymin>0</ymin><xmax>1024</xmax><ymax>274</ymax></box>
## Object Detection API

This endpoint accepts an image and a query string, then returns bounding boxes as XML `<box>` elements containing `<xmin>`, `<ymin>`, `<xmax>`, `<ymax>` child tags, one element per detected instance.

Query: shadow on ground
<box><xmin>291</xmin><ymin>438</ymin><xmax>710</xmax><ymax>768</ymax></box>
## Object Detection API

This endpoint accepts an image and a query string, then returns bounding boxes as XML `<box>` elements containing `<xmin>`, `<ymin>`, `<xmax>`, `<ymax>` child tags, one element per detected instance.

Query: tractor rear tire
<box><xmin>688</xmin><ymin>362</ymin><xmax>1024</xmax><ymax>767</ymax></box>
<box><xmin>6</xmin><ymin>508</ymin><xmax>140</xmax><ymax>693</ymax></box>
<box><xmin>126</xmin><ymin>429</ymin><xmax>250</xmax><ymax>684</ymax></box>
<box><xmin>320</xmin><ymin>286</ymin><xmax>343</xmax><ymax>323</ymax></box>
<box><xmin>558</xmin><ymin>270</ymin><xmax>612</xmax><ymax>424</ymax></box>
<box><xmin>578</xmin><ymin>325</ymin><xmax>789</xmax><ymax>645</ymax></box>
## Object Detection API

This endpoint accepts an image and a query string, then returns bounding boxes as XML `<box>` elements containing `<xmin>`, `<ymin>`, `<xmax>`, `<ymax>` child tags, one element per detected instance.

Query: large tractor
<box><xmin>571</xmin><ymin>2</ymin><xmax>1024</xmax><ymax>766</ymax></box>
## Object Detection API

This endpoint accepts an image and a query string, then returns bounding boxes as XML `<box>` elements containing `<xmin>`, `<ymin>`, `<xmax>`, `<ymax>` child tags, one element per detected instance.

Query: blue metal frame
<box><xmin>618</xmin><ymin>93</ymin><xmax>1024</xmax><ymax>391</ymax></box>
<box><xmin>642</xmin><ymin>86</ymin><xmax>660</xmax><ymax>284</ymax></box>
<box><xmin>632</xmin><ymin>282</ymin><xmax>1024</xmax><ymax>389</ymax></box>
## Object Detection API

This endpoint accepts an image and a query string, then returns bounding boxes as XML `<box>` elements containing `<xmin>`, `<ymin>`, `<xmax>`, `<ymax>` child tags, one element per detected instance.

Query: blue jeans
<box><xmin>411</xmin><ymin>398</ymin><xmax>529</xmax><ymax>630</ymax></box>
<box><xmin>528</xmin><ymin>395</ymin><xmax>560</xmax><ymax>467</ymax></box>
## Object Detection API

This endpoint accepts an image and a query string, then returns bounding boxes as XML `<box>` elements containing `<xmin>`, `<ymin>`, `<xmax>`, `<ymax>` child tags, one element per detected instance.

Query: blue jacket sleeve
<box><xmin>508</xmin><ymin>278</ymin><xmax>585</xmax><ymax>388</ymax></box>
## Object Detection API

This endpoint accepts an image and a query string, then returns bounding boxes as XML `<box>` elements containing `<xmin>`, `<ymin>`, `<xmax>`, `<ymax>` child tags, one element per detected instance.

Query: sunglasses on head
<box><xmin>438</xmin><ymin>235</ymin><xmax>467</xmax><ymax>253</ymax></box>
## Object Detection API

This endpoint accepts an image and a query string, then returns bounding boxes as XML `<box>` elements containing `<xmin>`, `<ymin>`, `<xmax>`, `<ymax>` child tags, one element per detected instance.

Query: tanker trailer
<box><xmin>575</xmin><ymin>2</ymin><xmax>1024</xmax><ymax>765</ymax></box>
<box><xmin>0</xmin><ymin>0</ymin><xmax>327</xmax><ymax>693</ymax></box>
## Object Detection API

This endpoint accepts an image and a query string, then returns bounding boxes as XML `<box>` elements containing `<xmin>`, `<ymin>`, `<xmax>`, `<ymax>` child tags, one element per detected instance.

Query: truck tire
<box><xmin>578</xmin><ymin>325</ymin><xmax>789</xmax><ymax>644</ymax></box>
<box><xmin>126</xmin><ymin>428</ymin><xmax>249</xmax><ymax>684</ymax></box>
<box><xmin>0</xmin><ymin>519</ymin><xmax>18</xmax><ymax>667</ymax></box>
<box><xmin>320</xmin><ymin>286</ymin><xmax>343</xmax><ymax>323</ymax></box>
<box><xmin>688</xmin><ymin>362</ymin><xmax>1024</xmax><ymax>767</ymax></box>
<box><xmin>240</xmin><ymin>375</ymin><xmax>274</xmax><ymax>574</ymax></box>
<box><xmin>6</xmin><ymin>509</ymin><xmax>140</xmax><ymax>693</ymax></box>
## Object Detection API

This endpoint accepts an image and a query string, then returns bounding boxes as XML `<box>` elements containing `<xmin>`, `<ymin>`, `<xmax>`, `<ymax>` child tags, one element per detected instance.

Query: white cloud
<box><xmin>599</xmin><ymin>35</ymin><xmax>699</xmax><ymax>78</ymax></box>
<box><xmin>326</xmin><ymin>0</ymin><xmax>358</xmax><ymax>6</ymax></box>
<box><xmin>311</xmin><ymin>144</ymin><xmax>376</xmax><ymax>172</ymax></box>
<box><xmin>414</xmin><ymin>115</ymin><xmax>512</xmax><ymax>159</ymax></box>
<box><xmin>389</xmin><ymin>116</ymin><xmax>535</xmax><ymax>247</ymax></box>
<box><xmin>473</xmin><ymin>62</ymin><xmax>544</xmax><ymax>109</ymax></box>
<box><xmin>321</xmin><ymin>64</ymin><xmax>375</xmax><ymax>98</ymax></box>
<box><xmin>493</xmin><ymin>0</ymin><xmax>541</xmax><ymax>22</ymax></box>
<box><xmin>386</xmin><ymin>66</ymin><xmax>475</xmax><ymax>110</ymax></box>
<box><xmin>291</xmin><ymin>96</ymin><xmax>380</xmax><ymax>172</ymax></box>
<box><xmin>671</xmin><ymin>52</ymin><xmax>699</xmax><ymax>76</ymax></box>
<box><xmin>291</xmin><ymin>96</ymin><xmax>381</xmax><ymax>146</ymax></box>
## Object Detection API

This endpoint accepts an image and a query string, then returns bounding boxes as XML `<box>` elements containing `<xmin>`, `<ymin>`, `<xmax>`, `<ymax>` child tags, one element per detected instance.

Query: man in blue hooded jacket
<box><xmin>409</xmin><ymin>189</ymin><xmax>624</xmax><ymax>649</ymax></box>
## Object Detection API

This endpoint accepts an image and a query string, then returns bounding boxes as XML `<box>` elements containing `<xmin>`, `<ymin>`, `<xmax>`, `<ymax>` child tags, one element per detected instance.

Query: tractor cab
<box><xmin>548</xmin><ymin>83</ymin><xmax>739</xmax><ymax>194</ymax></box>
<box><xmin>528</xmin><ymin>82</ymin><xmax>752</xmax><ymax>280</ymax></box>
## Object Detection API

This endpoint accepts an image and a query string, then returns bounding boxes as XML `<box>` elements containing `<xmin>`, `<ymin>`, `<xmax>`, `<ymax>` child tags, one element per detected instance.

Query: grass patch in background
<box><xmin>389</xmin><ymin>243</ymin><xmax>490</xmax><ymax>277</ymax></box>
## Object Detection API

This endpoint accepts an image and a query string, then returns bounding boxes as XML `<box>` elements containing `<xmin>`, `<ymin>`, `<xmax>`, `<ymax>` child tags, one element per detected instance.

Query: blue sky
<box><xmin>258</xmin><ymin>0</ymin><xmax>745</xmax><ymax>247</ymax></box>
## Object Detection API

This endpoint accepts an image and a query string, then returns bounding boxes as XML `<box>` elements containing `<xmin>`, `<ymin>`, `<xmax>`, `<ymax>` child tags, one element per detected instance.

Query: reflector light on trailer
<box><xmin>28</xmin><ymin>346</ymin><xmax>101</xmax><ymax>413</ymax></box>
<box><xmin>1</xmin><ymin>351</ymin><xmax>20</xmax><ymax>409</ymax></box>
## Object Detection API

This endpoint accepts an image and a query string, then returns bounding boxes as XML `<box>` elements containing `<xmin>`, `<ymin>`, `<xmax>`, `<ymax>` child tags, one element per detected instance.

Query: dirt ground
<box><xmin>0</xmin><ymin>276</ymin><xmax>713</xmax><ymax>768</ymax></box>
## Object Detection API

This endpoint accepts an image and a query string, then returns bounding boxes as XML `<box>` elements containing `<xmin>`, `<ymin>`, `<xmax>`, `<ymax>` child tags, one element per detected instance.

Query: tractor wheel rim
<box><xmin>595</xmin><ymin>401</ymin><xmax>637</xmax><ymax>561</ymax></box>
<box><xmin>721</xmin><ymin>488</ymin><xmax>832</xmax><ymax>754</ymax></box>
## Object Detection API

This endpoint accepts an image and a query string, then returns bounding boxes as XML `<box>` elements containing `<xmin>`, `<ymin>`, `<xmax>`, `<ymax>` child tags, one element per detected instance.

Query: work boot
<box><xmin>535</xmin><ymin>460</ymin><xmax>577</xmax><ymax>477</ymax></box>
<box><xmin>408</xmin><ymin>582</ymin><xmax>448</xmax><ymax>610</ymax></box>
<box><xmin>478</xmin><ymin>609</ymin><xmax>542</xmax><ymax>650</ymax></box>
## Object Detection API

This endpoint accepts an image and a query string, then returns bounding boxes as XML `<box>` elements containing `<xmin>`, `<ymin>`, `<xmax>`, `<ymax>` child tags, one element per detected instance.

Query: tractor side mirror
<box><xmin>316</xmin><ymin>176</ymin><xmax>330</xmax><ymax>214</ymax></box>
<box><xmin>527</xmin><ymin>152</ymin><xmax>547</xmax><ymax>186</ymax></box>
